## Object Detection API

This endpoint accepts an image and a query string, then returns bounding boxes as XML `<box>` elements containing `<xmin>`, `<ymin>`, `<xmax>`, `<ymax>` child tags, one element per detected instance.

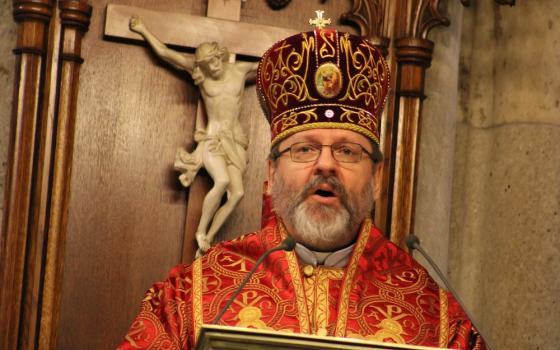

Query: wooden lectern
<box><xmin>196</xmin><ymin>325</ymin><xmax>449</xmax><ymax>350</ymax></box>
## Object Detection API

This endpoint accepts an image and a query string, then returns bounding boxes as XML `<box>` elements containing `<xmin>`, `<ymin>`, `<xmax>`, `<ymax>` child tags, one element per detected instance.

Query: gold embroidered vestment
<box><xmin>118</xmin><ymin>218</ymin><xmax>484</xmax><ymax>349</ymax></box>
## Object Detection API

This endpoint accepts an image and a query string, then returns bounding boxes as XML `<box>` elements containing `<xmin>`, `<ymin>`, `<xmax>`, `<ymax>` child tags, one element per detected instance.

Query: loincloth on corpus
<box><xmin>174</xmin><ymin>128</ymin><xmax>248</xmax><ymax>187</ymax></box>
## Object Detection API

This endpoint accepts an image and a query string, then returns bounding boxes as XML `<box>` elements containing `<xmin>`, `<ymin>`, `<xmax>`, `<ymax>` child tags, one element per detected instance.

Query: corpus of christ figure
<box><xmin>129</xmin><ymin>16</ymin><xmax>258</xmax><ymax>256</ymax></box>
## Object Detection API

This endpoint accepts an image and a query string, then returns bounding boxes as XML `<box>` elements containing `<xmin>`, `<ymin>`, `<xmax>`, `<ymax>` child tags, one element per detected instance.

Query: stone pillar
<box><xmin>451</xmin><ymin>1</ymin><xmax>560</xmax><ymax>349</ymax></box>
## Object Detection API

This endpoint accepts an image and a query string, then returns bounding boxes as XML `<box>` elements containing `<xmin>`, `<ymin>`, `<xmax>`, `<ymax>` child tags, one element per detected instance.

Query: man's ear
<box><xmin>266</xmin><ymin>159</ymin><xmax>276</xmax><ymax>195</ymax></box>
<box><xmin>372</xmin><ymin>163</ymin><xmax>383</xmax><ymax>200</ymax></box>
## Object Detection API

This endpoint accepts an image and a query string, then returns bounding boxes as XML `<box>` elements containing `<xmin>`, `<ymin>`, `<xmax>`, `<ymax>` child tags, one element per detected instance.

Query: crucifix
<box><xmin>104</xmin><ymin>2</ymin><xmax>297</xmax><ymax>260</ymax></box>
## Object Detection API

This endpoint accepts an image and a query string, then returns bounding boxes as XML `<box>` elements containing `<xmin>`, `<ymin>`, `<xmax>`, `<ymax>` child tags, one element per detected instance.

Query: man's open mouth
<box><xmin>314</xmin><ymin>189</ymin><xmax>336</xmax><ymax>198</ymax></box>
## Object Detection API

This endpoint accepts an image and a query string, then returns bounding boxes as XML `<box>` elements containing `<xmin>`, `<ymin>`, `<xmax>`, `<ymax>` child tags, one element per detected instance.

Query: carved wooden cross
<box><xmin>104</xmin><ymin>3</ymin><xmax>296</xmax><ymax>59</ymax></box>
<box><xmin>104</xmin><ymin>1</ymin><xmax>296</xmax><ymax>262</ymax></box>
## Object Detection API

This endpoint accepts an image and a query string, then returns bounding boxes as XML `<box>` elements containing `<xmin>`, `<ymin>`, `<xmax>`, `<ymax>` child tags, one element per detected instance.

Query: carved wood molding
<box><xmin>340</xmin><ymin>0</ymin><xmax>390</xmax><ymax>54</ymax></box>
<box><xmin>0</xmin><ymin>2</ymin><xmax>56</xmax><ymax>349</ymax></box>
<box><xmin>12</xmin><ymin>0</ymin><xmax>54</xmax><ymax>22</ymax></box>
<box><xmin>59</xmin><ymin>0</ymin><xmax>92</xmax><ymax>30</ymax></box>
<box><xmin>390</xmin><ymin>0</ymin><xmax>452</xmax><ymax>248</ymax></box>
<box><xmin>0</xmin><ymin>0</ymin><xmax>92</xmax><ymax>348</ymax></box>
<box><xmin>410</xmin><ymin>0</ymin><xmax>450</xmax><ymax>39</ymax></box>
<box><xmin>39</xmin><ymin>2</ymin><xmax>92</xmax><ymax>348</ymax></box>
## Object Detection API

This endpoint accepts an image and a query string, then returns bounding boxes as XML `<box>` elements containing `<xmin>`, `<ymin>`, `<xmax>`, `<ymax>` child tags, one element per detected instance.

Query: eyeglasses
<box><xmin>272</xmin><ymin>142</ymin><xmax>375</xmax><ymax>163</ymax></box>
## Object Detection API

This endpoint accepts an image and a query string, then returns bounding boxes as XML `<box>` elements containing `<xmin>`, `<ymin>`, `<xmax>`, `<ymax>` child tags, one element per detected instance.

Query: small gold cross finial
<box><xmin>309</xmin><ymin>10</ymin><xmax>331</xmax><ymax>29</ymax></box>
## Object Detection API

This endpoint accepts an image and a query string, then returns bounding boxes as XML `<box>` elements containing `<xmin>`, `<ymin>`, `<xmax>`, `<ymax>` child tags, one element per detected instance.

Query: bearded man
<box><xmin>118</xmin><ymin>24</ymin><xmax>486</xmax><ymax>350</ymax></box>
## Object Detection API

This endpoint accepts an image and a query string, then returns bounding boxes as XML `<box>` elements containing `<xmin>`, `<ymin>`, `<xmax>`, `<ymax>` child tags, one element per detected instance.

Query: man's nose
<box><xmin>313</xmin><ymin>146</ymin><xmax>338</xmax><ymax>175</ymax></box>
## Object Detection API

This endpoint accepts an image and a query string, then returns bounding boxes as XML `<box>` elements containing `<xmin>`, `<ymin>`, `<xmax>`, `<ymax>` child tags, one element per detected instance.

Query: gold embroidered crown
<box><xmin>256</xmin><ymin>22</ymin><xmax>390</xmax><ymax>152</ymax></box>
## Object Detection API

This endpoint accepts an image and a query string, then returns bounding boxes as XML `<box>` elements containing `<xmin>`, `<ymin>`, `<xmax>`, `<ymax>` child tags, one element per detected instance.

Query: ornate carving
<box><xmin>412</xmin><ymin>0</ymin><xmax>450</xmax><ymax>39</ymax></box>
<box><xmin>341</xmin><ymin>0</ymin><xmax>385</xmax><ymax>38</ymax></box>
<box><xmin>12</xmin><ymin>0</ymin><xmax>55</xmax><ymax>22</ymax></box>
<box><xmin>340</xmin><ymin>0</ymin><xmax>389</xmax><ymax>55</ymax></box>
<box><xmin>395</xmin><ymin>38</ymin><xmax>434</xmax><ymax>67</ymax></box>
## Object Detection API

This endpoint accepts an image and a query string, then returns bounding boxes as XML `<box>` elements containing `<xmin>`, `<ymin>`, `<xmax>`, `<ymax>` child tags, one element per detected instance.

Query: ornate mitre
<box><xmin>256</xmin><ymin>23</ymin><xmax>390</xmax><ymax>158</ymax></box>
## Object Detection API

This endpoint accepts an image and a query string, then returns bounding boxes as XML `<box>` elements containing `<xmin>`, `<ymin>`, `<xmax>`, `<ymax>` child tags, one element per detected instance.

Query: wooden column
<box><xmin>389</xmin><ymin>0</ymin><xmax>449</xmax><ymax>247</ymax></box>
<box><xmin>0</xmin><ymin>1</ymin><xmax>55</xmax><ymax>348</ymax></box>
<box><xmin>0</xmin><ymin>0</ymin><xmax>91</xmax><ymax>349</ymax></box>
<box><xmin>39</xmin><ymin>3</ymin><xmax>92</xmax><ymax>348</ymax></box>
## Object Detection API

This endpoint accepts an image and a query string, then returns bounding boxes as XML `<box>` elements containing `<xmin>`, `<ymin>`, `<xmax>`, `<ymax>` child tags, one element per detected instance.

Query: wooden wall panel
<box><xmin>57</xmin><ymin>1</ymin><xmax>196</xmax><ymax>348</ymax></box>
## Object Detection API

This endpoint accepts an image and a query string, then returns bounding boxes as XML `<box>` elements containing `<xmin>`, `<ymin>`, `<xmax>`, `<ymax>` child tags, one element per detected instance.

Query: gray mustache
<box><xmin>297</xmin><ymin>175</ymin><xmax>349</xmax><ymax>208</ymax></box>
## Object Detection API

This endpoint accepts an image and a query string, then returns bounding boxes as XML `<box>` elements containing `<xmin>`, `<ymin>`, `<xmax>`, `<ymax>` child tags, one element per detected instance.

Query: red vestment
<box><xmin>118</xmin><ymin>218</ymin><xmax>485</xmax><ymax>350</ymax></box>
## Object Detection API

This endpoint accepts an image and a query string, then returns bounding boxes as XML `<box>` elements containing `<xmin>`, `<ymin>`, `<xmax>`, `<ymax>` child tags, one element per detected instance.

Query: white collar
<box><xmin>294</xmin><ymin>242</ymin><xmax>355</xmax><ymax>268</ymax></box>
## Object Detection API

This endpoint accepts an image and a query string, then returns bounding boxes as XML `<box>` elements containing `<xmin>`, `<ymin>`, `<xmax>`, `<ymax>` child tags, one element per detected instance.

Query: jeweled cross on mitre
<box><xmin>309</xmin><ymin>10</ymin><xmax>332</xmax><ymax>29</ymax></box>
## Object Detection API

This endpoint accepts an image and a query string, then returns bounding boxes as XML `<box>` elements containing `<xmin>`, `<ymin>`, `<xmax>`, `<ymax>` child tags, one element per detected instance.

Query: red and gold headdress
<box><xmin>257</xmin><ymin>12</ymin><xmax>390</xmax><ymax>151</ymax></box>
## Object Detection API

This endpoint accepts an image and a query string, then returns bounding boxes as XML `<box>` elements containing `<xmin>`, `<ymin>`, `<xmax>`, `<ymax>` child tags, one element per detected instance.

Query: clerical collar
<box><xmin>294</xmin><ymin>242</ymin><xmax>355</xmax><ymax>268</ymax></box>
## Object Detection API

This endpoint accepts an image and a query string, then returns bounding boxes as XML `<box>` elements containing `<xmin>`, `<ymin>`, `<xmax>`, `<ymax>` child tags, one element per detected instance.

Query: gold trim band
<box><xmin>334</xmin><ymin>219</ymin><xmax>372</xmax><ymax>337</ymax></box>
<box><xmin>192</xmin><ymin>258</ymin><xmax>203</xmax><ymax>344</ymax></box>
<box><xmin>271</xmin><ymin>122</ymin><xmax>380</xmax><ymax>148</ymax></box>
<box><xmin>438</xmin><ymin>288</ymin><xmax>449</xmax><ymax>348</ymax></box>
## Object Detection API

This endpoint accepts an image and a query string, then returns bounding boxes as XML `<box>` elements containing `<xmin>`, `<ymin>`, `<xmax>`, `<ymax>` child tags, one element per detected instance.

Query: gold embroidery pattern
<box><xmin>318</xmin><ymin>30</ymin><xmax>337</xmax><ymax>61</ymax></box>
<box><xmin>177</xmin><ymin>301</ymin><xmax>189</xmax><ymax>347</ymax></box>
<box><xmin>142</xmin><ymin>287</ymin><xmax>163</xmax><ymax>311</ymax></box>
<box><xmin>192</xmin><ymin>258</ymin><xmax>203</xmax><ymax>344</ymax></box>
<box><xmin>124</xmin><ymin>312</ymin><xmax>181</xmax><ymax>350</ymax></box>
<box><xmin>280</xmin><ymin>223</ymin><xmax>311</xmax><ymax>334</ymax></box>
<box><xmin>227</xmin><ymin>285</ymin><xmax>284</xmax><ymax>320</ymax></box>
<box><xmin>340</xmin><ymin>34</ymin><xmax>387</xmax><ymax>109</ymax></box>
<box><xmin>272</xmin><ymin>108</ymin><xmax>318</xmax><ymax>133</ymax></box>
<box><xmin>236</xmin><ymin>306</ymin><xmax>271</xmax><ymax>330</ymax></box>
<box><xmin>272</xmin><ymin>121</ymin><xmax>379</xmax><ymax>148</ymax></box>
<box><xmin>335</xmin><ymin>219</ymin><xmax>372</xmax><ymax>337</ymax></box>
<box><xmin>210</xmin><ymin>251</ymin><xmax>256</xmax><ymax>276</ymax></box>
<box><xmin>315</xmin><ymin>268</ymin><xmax>330</xmax><ymax>333</ymax></box>
<box><xmin>303</xmin><ymin>269</ymin><xmax>317</xmax><ymax>329</ymax></box>
<box><xmin>358</xmin><ymin>269</ymin><xmax>433</xmax><ymax>342</ymax></box>
<box><xmin>348</xmin><ymin>316</ymin><xmax>406</xmax><ymax>344</ymax></box>
<box><xmin>371</xmin><ymin>267</ymin><xmax>428</xmax><ymax>295</ymax></box>
<box><xmin>302</xmin><ymin>267</ymin><xmax>343</xmax><ymax>336</ymax></box>
<box><xmin>351</xmin><ymin>293</ymin><xmax>423</xmax><ymax>341</ymax></box>
<box><xmin>340</xmin><ymin>108</ymin><xmax>378</xmax><ymax>132</ymax></box>
<box><xmin>197</xmin><ymin>226</ymin><xmax>305</xmax><ymax>334</ymax></box>
<box><xmin>439</xmin><ymin>288</ymin><xmax>449</xmax><ymax>348</ymax></box>
<box><xmin>262</xmin><ymin>34</ymin><xmax>318</xmax><ymax>110</ymax></box>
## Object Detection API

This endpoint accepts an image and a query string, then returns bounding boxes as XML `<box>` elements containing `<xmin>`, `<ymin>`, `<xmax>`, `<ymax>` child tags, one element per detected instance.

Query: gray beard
<box><xmin>271</xmin><ymin>173</ymin><xmax>374</xmax><ymax>251</ymax></box>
